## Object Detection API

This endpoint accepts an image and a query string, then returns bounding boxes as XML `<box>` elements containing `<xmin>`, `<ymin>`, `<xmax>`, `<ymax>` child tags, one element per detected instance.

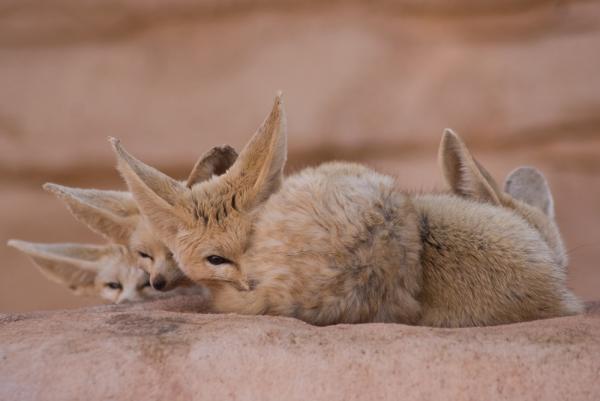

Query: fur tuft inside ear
<box><xmin>221</xmin><ymin>93</ymin><xmax>287</xmax><ymax>210</ymax></box>
<box><xmin>439</xmin><ymin>129</ymin><xmax>501</xmax><ymax>205</ymax></box>
<box><xmin>504</xmin><ymin>166</ymin><xmax>555</xmax><ymax>218</ymax></box>
<box><xmin>7</xmin><ymin>239</ymin><xmax>118</xmax><ymax>295</ymax></box>
<box><xmin>43</xmin><ymin>183</ymin><xmax>138</xmax><ymax>245</ymax></box>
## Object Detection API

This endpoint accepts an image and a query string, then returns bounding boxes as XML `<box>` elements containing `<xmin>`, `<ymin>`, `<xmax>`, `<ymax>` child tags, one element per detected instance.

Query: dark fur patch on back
<box><xmin>231</xmin><ymin>194</ymin><xmax>238</xmax><ymax>211</ymax></box>
<box><xmin>419</xmin><ymin>214</ymin><xmax>444</xmax><ymax>253</ymax></box>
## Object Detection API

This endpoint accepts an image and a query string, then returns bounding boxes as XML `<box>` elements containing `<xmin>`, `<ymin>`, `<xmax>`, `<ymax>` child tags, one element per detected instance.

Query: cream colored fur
<box><xmin>503</xmin><ymin>166</ymin><xmax>567</xmax><ymax>268</ymax></box>
<box><xmin>43</xmin><ymin>145</ymin><xmax>237</xmax><ymax>292</ymax></box>
<box><xmin>112</xmin><ymin>95</ymin><xmax>582</xmax><ymax>327</ymax></box>
<box><xmin>7</xmin><ymin>240</ymin><xmax>158</xmax><ymax>303</ymax></box>
<box><xmin>439</xmin><ymin>129</ymin><xmax>567</xmax><ymax>269</ymax></box>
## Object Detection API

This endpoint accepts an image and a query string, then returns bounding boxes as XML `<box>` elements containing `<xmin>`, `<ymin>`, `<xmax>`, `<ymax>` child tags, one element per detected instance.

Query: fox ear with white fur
<box><xmin>219</xmin><ymin>93</ymin><xmax>287</xmax><ymax>211</ymax></box>
<box><xmin>7</xmin><ymin>240</ymin><xmax>117</xmax><ymax>295</ymax></box>
<box><xmin>504</xmin><ymin>166</ymin><xmax>555</xmax><ymax>218</ymax></box>
<box><xmin>43</xmin><ymin>183</ymin><xmax>137</xmax><ymax>245</ymax></box>
<box><xmin>439</xmin><ymin>129</ymin><xmax>502</xmax><ymax>205</ymax></box>
<box><xmin>110</xmin><ymin>138</ymin><xmax>194</xmax><ymax>246</ymax></box>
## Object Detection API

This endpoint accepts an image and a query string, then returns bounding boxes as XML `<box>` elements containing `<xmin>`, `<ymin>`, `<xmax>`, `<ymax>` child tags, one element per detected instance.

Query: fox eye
<box><xmin>105</xmin><ymin>282</ymin><xmax>122</xmax><ymax>290</ymax></box>
<box><xmin>137</xmin><ymin>251</ymin><xmax>154</xmax><ymax>261</ymax></box>
<box><xmin>206</xmin><ymin>255</ymin><xmax>231</xmax><ymax>265</ymax></box>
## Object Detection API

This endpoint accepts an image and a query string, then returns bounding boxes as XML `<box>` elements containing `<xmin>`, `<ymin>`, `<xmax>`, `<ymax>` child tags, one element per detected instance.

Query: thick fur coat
<box><xmin>112</xmin><ymin>95</ymin><xmax>582</xmax><ymax>327</ymax></box>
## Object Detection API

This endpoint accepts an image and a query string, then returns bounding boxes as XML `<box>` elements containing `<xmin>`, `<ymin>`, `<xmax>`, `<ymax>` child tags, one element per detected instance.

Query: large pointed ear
<box><xmin>110</xmin><ymin>138</ymin><xmax>193</xmax><ymax>243</ymax></box>
<box><xmin>221</xmin><ymin>93</ymin><xmax>287</xmax><ymax>210</ymax></box>
<box><xmin>504</xmin><ymin>166</ymin><xmax>555</xmax><ymax>218</ymax></box>
<box><xmin>7</xmin><ymin>240</ymin><xmax>115</xmax><ymax>295</ymax></box>
<box><xmin>438</xmin><ymin>129</ymin><xmax>502</xmax><ymax>205</ymax></box>
<box><xmin>43</xmin><ymin>183</ymin><xmax>138</xmax><ymax>245</ymax></box>
<box><xmin>185</xmin><ymin>145</ymin><xmax>238</xmax><ymax>188</ymax></box>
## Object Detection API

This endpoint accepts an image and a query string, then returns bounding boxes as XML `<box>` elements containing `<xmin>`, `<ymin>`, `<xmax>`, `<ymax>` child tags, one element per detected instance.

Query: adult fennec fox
<box><xmin>110</xmin><ymin>94</ymin><xmax>582</xmax><ymax>327</ymax></box>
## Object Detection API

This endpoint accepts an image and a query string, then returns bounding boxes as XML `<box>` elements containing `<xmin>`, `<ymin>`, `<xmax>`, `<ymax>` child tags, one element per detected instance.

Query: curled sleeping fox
<box><xmin>111</xmin><ymin>95</ymin><xmax>582</xmax><ymax>327</ymax></box>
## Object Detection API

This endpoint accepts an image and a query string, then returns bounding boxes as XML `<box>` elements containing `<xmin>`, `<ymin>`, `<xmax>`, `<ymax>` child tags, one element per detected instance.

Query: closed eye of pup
<box><xmin>137</xmin><ymin>250</ymin><xmax>153</xmax><ymax>261</ymax></box>
<box><xmin>104</xmin><ymin>282</ymin><xmax>122</xmax><ymax>290</ymax></box>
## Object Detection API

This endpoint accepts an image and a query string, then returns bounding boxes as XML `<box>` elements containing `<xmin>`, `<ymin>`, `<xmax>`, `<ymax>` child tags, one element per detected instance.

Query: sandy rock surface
<box><xmin>0</xmin><ymin>298</ymin><xmax>599</xmax><ymax>401</ymax></box>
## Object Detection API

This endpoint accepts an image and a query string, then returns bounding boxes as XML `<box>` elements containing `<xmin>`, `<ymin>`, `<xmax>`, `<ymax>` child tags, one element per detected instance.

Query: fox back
<box><xmin>439</xmin><ymin>129</ymin><xmax>567</xmax><ymax>270</ymax></box>
<box><xmin>412</xmin><ymin>194</ymin><xmax>581</xmax><ymax>327</ymax></box>
<box><xmin>230</xmin><ymin>162</ymin><xmax>423</xmax><ymax>324</ymax></box>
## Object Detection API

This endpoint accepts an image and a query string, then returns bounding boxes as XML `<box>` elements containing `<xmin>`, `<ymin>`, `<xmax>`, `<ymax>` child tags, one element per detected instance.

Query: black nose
<box><xmin>151</xmin><ymin>275</ymin><xmax>167</xmax><ymax>291</ymax></box>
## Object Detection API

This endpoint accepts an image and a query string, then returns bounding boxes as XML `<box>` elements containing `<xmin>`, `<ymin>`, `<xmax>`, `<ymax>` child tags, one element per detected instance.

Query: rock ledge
<box><xmin>1</xmin><ymin>297</ymin><xmax>599</xmax><ymax>401</ymax></box>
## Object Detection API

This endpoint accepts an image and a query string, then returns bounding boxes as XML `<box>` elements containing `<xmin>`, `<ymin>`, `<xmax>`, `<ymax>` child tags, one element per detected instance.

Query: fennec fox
<box><xmin>7</xmin><ymin>240</ymin><xmax>158</xmax><ymax>303</ymax></box>
<box><xmin>44</xmin><ymin>146</ymin><xmax>237</xmax><ymax>292</ymax></box>
<box><xmin>111</xmin><ymin>94</ymin><xmax>582</xmax><ymax>327</ymax></box>
<box><xmin>439</xmin><ymin>129</ymin><xmax>567</xmax><ymax>269</ymax></box>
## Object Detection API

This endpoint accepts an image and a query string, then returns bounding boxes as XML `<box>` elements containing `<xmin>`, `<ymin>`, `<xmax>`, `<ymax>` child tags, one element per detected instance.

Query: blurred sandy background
<box><xmin>0</xmin><ymin>0</ymin><xmax>598</xmax><ymax>312</ymax></box>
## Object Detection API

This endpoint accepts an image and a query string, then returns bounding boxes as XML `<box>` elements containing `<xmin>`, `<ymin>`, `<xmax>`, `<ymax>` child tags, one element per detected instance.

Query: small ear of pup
<box><xmin>7</xmin><ymin>240</ymin><xmax>116</xmax><ymax>295</ymax></box>
<box><xmin>504</xmin><ymin>166</ymin><xmax>555</xmax><ymax>218</ymax></box>
<box><xmin>186</xmin><ymin>145</ymin><xmax>238</xmax><ymax>188</ymax></box>
<box><xmin>43</xmin><ymin>183</ymin><xmax>138</xmax><ymax>245</ymax></box>
<box><xmin>439</xmin><ymin>129</ymin><xmax>502</xmax><ymax>205</ymax></box>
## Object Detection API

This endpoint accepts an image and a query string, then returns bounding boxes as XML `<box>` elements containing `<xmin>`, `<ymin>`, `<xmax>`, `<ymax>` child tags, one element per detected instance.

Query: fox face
<box><xmin>133</xmin><ymin>180</ymin><xmax>254</xmax><ymax>291</ymax></box>
<box><xmin>111</xmin><ymin>96</ymin><xmax>286</xmax><ymax>292</ymax></box>
<box><xmin>128</xmin><ymin>218</ymin><xmax>185</xmax><ymax>291</ymax></box>
<box><xmin>162</xmin><ymin>184</ymin><xmax>254</xmax><ymax>291</ymax></box>
<box><xmin>7</xmin><ymin>240</ymin><xmax>157</xmax><ymax>303</ymax></box>
<box><xmin>43</xmin><ymin>145</ymin><xmax>238</xmax><ymax>291</ymax></box>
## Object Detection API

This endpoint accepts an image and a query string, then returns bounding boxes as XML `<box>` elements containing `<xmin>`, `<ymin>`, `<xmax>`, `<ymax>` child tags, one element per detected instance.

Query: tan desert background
<box><xmin>0</xmin><ymin>0</ymin><xmax>599</xmax><ymax>312</ymax></box>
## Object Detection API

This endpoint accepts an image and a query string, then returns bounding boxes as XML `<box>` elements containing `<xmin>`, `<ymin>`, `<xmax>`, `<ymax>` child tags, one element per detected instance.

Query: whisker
<box><xmin>565</xmin><ymin>242</ymin><xmax>599</xmax><ymax>256</ymax></box>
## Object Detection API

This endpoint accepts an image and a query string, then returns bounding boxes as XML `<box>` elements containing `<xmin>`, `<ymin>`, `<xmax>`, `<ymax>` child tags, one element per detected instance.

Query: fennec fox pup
<box><xmin>44</xmin><ymin>145</ymin><xmax>237</xmax><ymax>292</ymax></box>
<box><xmin>439</xmin><ymin>129</ymin><xmax>567</xmax><ymax>269</ymax></box>
<box><xmin>7</xmin><ymin>240</ymin><xmax>157</xmax><ymax>303</ymax></box>
<box><xmin>111</xmin><ymin>94</ymin><xmax>582</xmax><ymax>327</ymax></box>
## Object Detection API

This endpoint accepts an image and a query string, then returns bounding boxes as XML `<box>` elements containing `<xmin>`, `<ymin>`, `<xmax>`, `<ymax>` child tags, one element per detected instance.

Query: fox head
<box><xmin>111</xmin><ymin>94</ymin><xmax>286</xmax><ymax>291</ymax></box>
<box><xmin>438</xmin><ymin>129</ymin><xmax>566</xmax><ymax>267</ymax></box>
<box><xmin>7</xmin><ymin>239</ymin><xmax>156</xmax><ymax>303</ymax></box>
<box><xmin>43</xmin><ymin>145</ymin><xmax>237</xmax><ymax>291</ymax></box>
